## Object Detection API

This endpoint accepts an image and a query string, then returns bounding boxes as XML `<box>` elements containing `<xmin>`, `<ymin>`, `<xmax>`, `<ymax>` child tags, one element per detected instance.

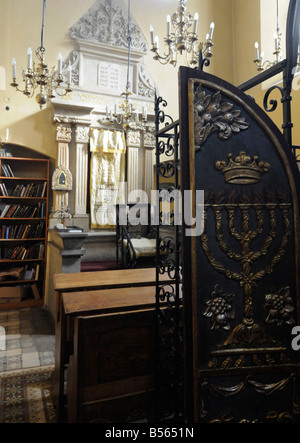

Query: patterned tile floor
<box><xmin>0</xmin><ymin>308</ymin><xmax>55</xmax><ymax>372</ymax></box>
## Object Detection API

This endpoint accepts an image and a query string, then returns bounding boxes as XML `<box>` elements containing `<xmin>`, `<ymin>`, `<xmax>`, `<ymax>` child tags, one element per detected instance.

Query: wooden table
<box><xmin>53</xmin><ymin>267</ymin><xmax>172</xmax><ymax>422</ymax></box>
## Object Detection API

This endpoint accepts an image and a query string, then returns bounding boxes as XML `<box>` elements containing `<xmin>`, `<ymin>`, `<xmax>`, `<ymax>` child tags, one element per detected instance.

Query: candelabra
<box><xmin>253</xmin><ymin>33</ymin><xmax>282</xmax><ymax>72</ymax></box>
<box><xmin>10</xmin><ymin>0</ymin><xmax>72</xmax><ymax>109</ymax></box>
<box><xmin>50</xmin><ymin>203</ymin><xmax>72</xmax><ymax>229</ymax></box>
<box><xmin>101</xmin><ymin>89</ymin><xmax>148</xmax><ymax>130</ymax></box>
<box><xmin>253</xmin><ymin>0</ymin><xmax>283</xmax><ymax>71</ymax></box>
<box><xmin>149</xmin><ymin>0</ymin><xmax>215</xmax><ymax>68</ymax></box>
<box><xmin>202</xmin><ymin>189</ymin><xmax>291</xmax><ymax>367</ymax></box>
<box><xmin>100</xmin><ymin>0</ymin><xmax>147</xmax><ymax>130</ymax></box>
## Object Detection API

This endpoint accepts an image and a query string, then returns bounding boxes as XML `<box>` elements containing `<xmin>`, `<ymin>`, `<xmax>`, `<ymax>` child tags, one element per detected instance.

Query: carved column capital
<box><xmin>126</xmin><ymin>129</ymin><xmax>142</xmax><ymax>147</ymax></box>
<box><xmin>56</xmin><ymin>124</ymin><xmax>72</xmax><ymax>143</ymax></box>
<box><xmin>75</xmin><ymin>125</ymin><xmax>90</xmax><ymax>144</ymax></box>
<box><xmin>143</xmin><ymin>129</ymin><xmax>156</xmax><ymax>150</ymax></box>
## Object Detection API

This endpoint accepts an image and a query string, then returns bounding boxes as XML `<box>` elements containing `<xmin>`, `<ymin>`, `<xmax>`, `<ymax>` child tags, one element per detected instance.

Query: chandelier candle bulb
<box><xmin>27</xmin><ymin>48</ymin><xmax>32</xmax><ymax>70</ymax></box>
<box><xmin>155</xmin><ymin>36</ymin><xmax>159</xmax><ymax>51</ymax></box>
<box><xmin>150</xmin><ymin>25</ymin><xmax>155</xmax><ymax>46</ymax></box>
<box><xmin>167</xmin><ymin>15</ymin><xmax>171</xmax><ymax>37</ymax></box>
<box><xmin>142</xmin><ymin>102</ymin><xmax>147</xmax><ymax>120</ymax></box>
<box><xmin>208</xmin><ymin>22</ymin><xmax>215</xmax><ymax>40</ymax></box>
<box><xmin>12</xmin><ymin>58</ymin><xmax>16</xmax><ymax>80</ymax></box>
<box><xmin>274</xmin><ymin>32</ymin><xmax>279</xmax><ymax>51</ymax></box>
<box><xmin>193</xmin><ymin>13</ymin><xmax>199</xmax><ymax>34</ymax></box>
<box><xmin>58</xmin><ymin>53</ymin><xmax>62</xmax><ymax>75</ymax></box>
<box><xmin>254</xmin><ymin>42</ymin><xmax>259</xmax><ymax>61</ymax></box>
<box><xmin>67</xmin><ymin>63</ymin><xmax>72</xmax><ymax>84</ymax></box>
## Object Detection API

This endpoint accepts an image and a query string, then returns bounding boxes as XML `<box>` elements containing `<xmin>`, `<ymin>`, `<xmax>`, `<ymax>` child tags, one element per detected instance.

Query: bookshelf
<box><xmin>0</xmin><ymin>156</ymin><xmax>49</xmax><ymax>309</ymax></box>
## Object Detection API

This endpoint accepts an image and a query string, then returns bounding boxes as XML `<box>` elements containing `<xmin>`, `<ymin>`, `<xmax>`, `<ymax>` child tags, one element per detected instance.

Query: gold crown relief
<box><xmin>215</xmin><ymin>151</ymin><xmax>271</xmax><ymax>184</ymax></box>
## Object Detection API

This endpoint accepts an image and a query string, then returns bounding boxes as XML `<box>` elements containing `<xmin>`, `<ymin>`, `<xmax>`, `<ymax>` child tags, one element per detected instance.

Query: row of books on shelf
<box><xmin>0</xmin><ymin>181</ymin><xmax>47</xmax><ymax>198</ymax></box>
<box><xmin>3</xmin><ymin>242</ymin><xmax>45</xmax><ymax>261</ymax></box>
<box><xmin>0</xmin><ymin>264</ymin><xmax>42</xmax><ymax>302</ymax></box>
<box><xmin>0</xmin><ymin>201</ymin><xmax>46</xmax><ymax>218</ymax></box>
<box><xmin>1</xmin><ymin>163</ymin><xmax>14</xmax><ymax>177</ymax></box>
<box><xmin>0</xmin><ymin>264</ymin><xmax>41</xmax><ymax>282</ymax></box>
<box><xmin>0</xmin><ymin>221</ymin><xmax>45</xmax><ymax>240</ymax></box>
<box><xmin>22</xmin><ymin>264</ymin><xmax>41</xmax><ymax>281</ymax></box>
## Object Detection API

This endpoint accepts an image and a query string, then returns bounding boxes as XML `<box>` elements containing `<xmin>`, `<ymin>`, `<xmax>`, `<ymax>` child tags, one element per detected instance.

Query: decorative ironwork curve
<box><xmin>263</xmin><ymin>85</ymin><xmax>285</xmax><ymax>112</ymax></box>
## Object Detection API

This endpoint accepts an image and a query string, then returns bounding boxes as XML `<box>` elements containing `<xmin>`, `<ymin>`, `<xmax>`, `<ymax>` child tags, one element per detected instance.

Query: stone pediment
<box><xmin>69</xmin><ymin>0</ymin><xmax>148</xmax><ymax>54</ymax></box>
<box><xmin>52</xmin><ymin>0</ymin><xmax>155</xmax><ymax>122</ymax></box>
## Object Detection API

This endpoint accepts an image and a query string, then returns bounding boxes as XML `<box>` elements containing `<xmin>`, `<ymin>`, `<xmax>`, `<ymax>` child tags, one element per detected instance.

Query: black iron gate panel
<box><xmin>179</xmin><ymin>67</ymin><xmax>300</xmax><ymax>423</ymax></box>
<box><xmin>154</xmin><ymin>96</ymin><xmax>183</xmax><ymax>422</ymax></box>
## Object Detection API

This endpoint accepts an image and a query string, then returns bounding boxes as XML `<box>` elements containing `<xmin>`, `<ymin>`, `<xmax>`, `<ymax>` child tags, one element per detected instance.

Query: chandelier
<box><xmin>149</xmin><ymin>0</ymin><xmax>215</xmax><ymax>68</ymax></box>
<box><xmin>10</xmin><ymin>0</ymin><xmax>72</xmax><ymax>109</ymax></box>
<box><xmin>253</xmin><ymin>0</ymin><xmax>282</xmax><ymax>71</ymax></box>
<box><xmin>100</xmin><ymin>0</ymin><xmax>147</xmax><ymax>130</ymax></box>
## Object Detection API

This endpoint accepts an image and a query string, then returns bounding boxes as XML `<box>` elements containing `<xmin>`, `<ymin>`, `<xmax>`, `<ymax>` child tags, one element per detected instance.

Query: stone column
<box><xmin>126</xmin><ymin>130</ymin><xmax>142</xmax><ymax>203</ymax></box>
<box><xmin>54</xmin><ymin>123</ymin><xmax>72</xmax><ymax>211</ymax></box>
<box><xmin>74</xmin><ymin>124</ymin><xmax>90</xmax><ymax>217</ymax></box>
<box><xmin>143</xmin><ymin>129</ymin><xmax>156</xmax><ymax>200</ymax></box>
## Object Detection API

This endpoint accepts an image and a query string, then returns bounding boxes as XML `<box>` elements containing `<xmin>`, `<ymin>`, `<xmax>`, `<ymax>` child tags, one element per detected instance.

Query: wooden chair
<box><xmin>67</xmin><ymin>308</ymin><xmax>157</xmax><ymax>423</ymax></box>
<box><xmin>116</xmin><ymin>203</ymin><xmax>156</xmax><ymax>268</ymax></box>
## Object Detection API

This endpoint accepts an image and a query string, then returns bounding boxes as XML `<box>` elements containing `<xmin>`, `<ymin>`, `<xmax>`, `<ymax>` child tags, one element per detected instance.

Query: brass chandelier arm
<box><xmin>150</xmin><ymin>0</ymin><xmax>214</xmax><ymax>69</ymax></box>
<box><xmin>10</xmin><ymin>0</ymin><xmax>72</xmax><ymax>109</ymax></box>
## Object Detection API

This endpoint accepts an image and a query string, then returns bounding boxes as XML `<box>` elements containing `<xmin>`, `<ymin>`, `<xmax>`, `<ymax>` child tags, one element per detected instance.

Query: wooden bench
<box><xmin>53</xmin><ymin>268</ymin><xmax>174</xmax><ymax>421</ymax></box>
<box><xmin>53</xmin><ymin>267</ymin><xmax>171</xmax><ymax>323</ymax></box>
<box><xmin>67</xmin><ymin>309</ymin><xmax>157</xmax><ymax>423</ymax></box>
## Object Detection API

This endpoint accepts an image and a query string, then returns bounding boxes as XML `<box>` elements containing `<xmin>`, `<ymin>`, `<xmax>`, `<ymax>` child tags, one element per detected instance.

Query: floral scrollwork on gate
<box><xmin>193</xmin><ymin>84</ymin><xmax>250</xmax><ymax>149</ymax></box>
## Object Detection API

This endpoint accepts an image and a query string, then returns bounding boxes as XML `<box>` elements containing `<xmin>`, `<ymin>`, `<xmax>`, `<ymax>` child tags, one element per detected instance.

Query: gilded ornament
<box><xmin>203</xmin><ymin>284</ymin><xmax>235</xmax><ymax>331</ymax></box>
<box><xmin>193</xmin><ymin>84</ymin><xmax>250</xmax><ymax>148</ymax></box>
<box><xmin>215</xmin><ymin>151</ymin><xmax>270</xmax><ymax>185</ymax></box>
<box><xmin>264</xmin><ymin>287</ymin><xmax>295</xmax><ymax>326</ymax></box>
<box><xmin>201</xmin><ymin>191</ymin><xmax>291</xmax><ymax>360</ymax></box>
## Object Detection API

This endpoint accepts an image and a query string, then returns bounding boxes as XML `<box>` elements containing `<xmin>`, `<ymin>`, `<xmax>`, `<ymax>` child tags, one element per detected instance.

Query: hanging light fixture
<box><xmin>10</xmin><ymin>0</ymin><xmax>72</xmax><ymax>109</ymax></box>
<box><xmin>149</xmin><ymin>0</ymin><xmax>215</xmax><ymax>68</ymax></box>
<box><xmin>253</xmin><ymin>0</ymin><xmax>283</xmax><ymax>71</ymax></box>
<box><xmin>100</xmin><ymin>0</ymin><xmax>147</xmax><ymax>130</ymax></box>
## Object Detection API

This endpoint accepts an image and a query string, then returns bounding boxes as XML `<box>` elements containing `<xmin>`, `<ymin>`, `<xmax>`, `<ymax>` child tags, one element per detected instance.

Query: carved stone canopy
<box><xmin>69</xmin><ymin>0</ymin><xmax>148</xmax><ymax>53</ymax></box>
<box><xmin>51</xmin><ymin>0</ymin><xmax>155</xmax><ymax>124</ymax></box>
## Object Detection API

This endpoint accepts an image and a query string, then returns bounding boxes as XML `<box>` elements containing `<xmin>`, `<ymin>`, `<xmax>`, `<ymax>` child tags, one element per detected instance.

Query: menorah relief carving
<box><xmin>200</xmin><ymin>152</ymin><xmax>294</xmax><ymax>368</ymax></box>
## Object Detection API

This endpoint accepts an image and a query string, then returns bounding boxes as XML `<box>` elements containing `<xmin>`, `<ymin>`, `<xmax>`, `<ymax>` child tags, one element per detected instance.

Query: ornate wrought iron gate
<box><xmin>154</xmin><ymin>0</ymin><xmax>300</xmax><ymax>423</ymax></box>
<box><xmin>179</xmin><ymin>67</ymin><xmax>300</xmax><ymax>423</ymax></box>
<box><xmin>154</xmin><ymin>96</ymin><xmax>183</xmax><ymax>421</ymax></box>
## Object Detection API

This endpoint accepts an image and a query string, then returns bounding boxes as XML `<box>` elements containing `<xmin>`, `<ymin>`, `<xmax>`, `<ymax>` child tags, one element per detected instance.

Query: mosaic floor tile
<box><xmin>0</xmin><ymin>307</ymin><xmax>54</xmax><ymax>372</ymax></box>
<box><xmin>22</xmin><ymin>352</ymin><xmax>40</xmax><ymax>368</ymax></box>
<box><xmin>6</xmin><ymin>354</ymin><xmax>22</xmax><ymax>371</ymax></box>
<box><xmin>40</xmin><ymin>351</ymin><xmax>55</xmax><ymax>366</ymax></box>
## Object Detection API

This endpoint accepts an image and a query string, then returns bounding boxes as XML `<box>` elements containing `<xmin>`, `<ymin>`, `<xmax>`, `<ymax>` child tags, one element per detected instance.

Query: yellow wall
<box><xmin>0</xmin><ymin>0</ymin><xmax>299</xmax><ymax>157</ymax></box>
<box><xmin>0</xmin><ymin>0</ymin><xmax>94</xmax><ymax>158</ymax></box>
<box><xmin>0</xmin><ymin>0</ymin><xmax>234</xmax><ymax>157</ymax></box>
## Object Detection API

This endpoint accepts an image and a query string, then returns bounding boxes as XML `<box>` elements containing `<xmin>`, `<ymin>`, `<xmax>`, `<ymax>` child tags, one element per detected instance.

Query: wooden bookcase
<box><xmin>0</xmin><ymin>156</ymin><xmax>50</xmax><ymax>310</ymax></box>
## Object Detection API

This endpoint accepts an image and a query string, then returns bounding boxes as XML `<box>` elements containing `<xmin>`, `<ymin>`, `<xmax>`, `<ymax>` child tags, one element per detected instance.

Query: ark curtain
<box><xmin>90</xmin><ymin>129</ymin><xmax>126</xmax><ymax>229</ymax></box>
